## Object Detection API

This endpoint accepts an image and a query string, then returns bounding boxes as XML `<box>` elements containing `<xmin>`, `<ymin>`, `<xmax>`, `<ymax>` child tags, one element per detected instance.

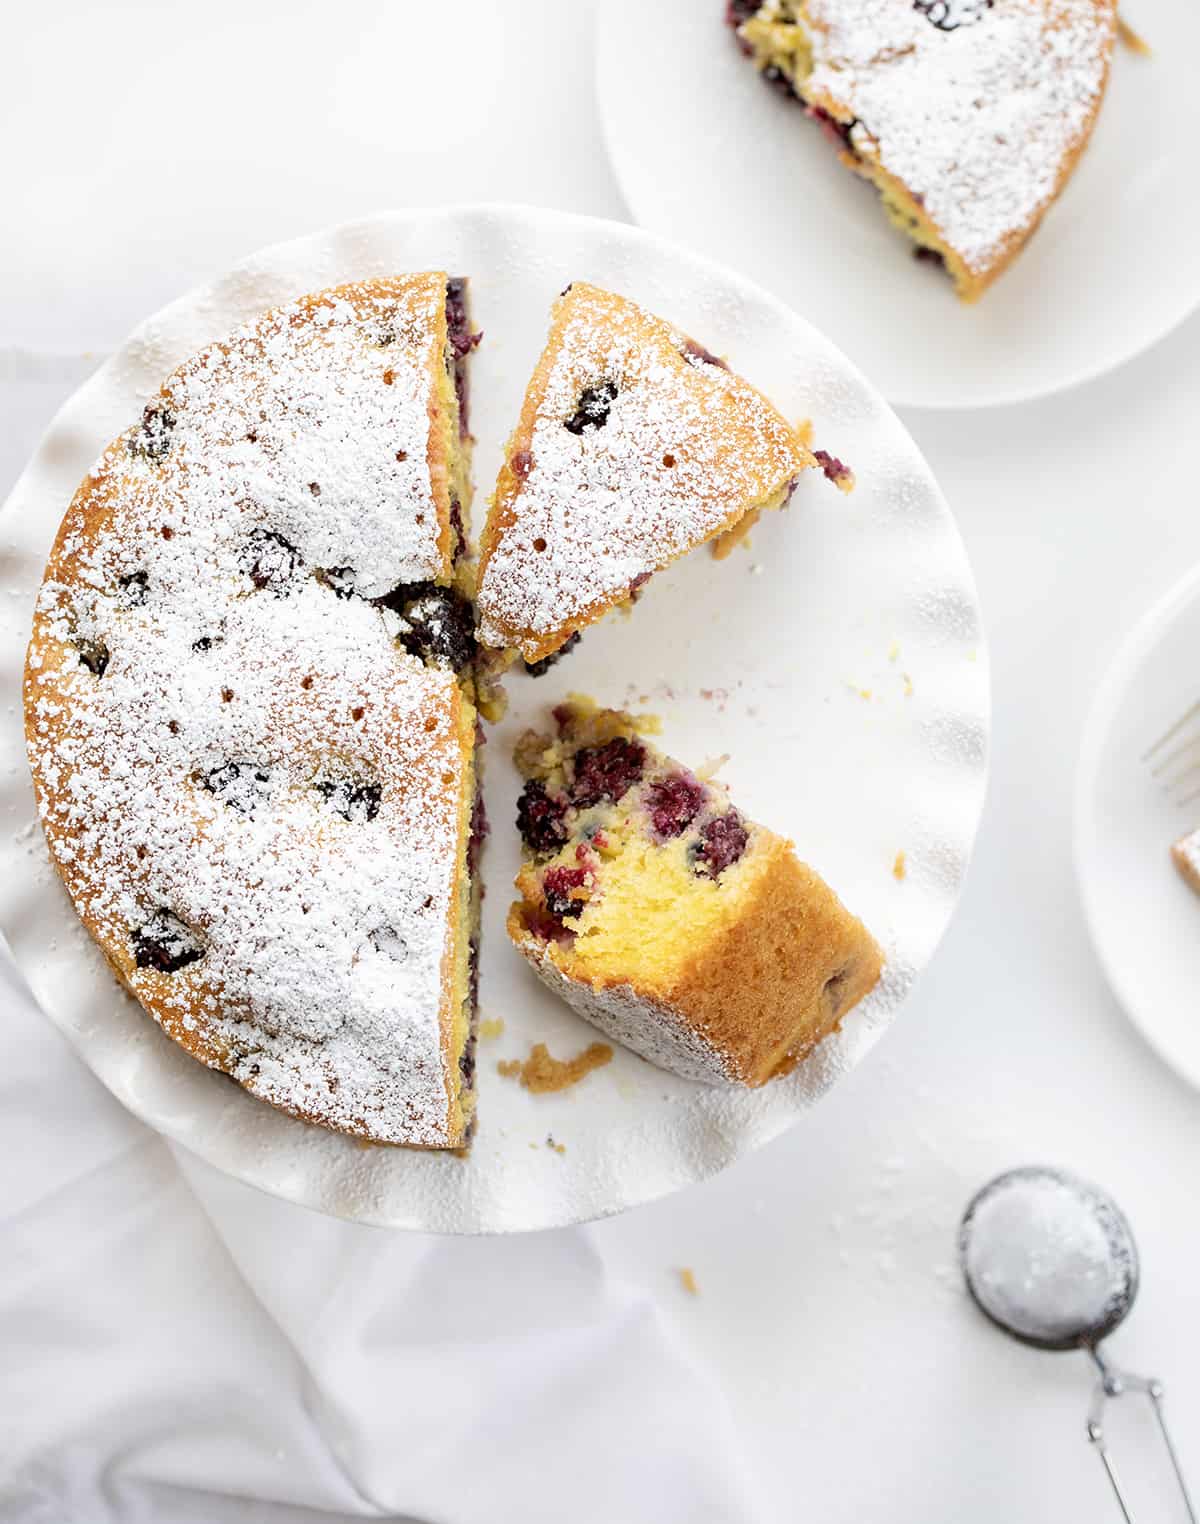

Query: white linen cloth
<box><xmin>1</xmin><ymin>949</ymin><xmax>767</xmax><ymax>1524</ymax></box>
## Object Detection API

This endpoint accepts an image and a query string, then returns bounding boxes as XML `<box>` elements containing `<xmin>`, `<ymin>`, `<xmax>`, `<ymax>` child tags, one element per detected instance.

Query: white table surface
<box><xmin>4</xmin><ymin>3</ymin><xmax>1199</xmax><ymax>1520</ymax></box>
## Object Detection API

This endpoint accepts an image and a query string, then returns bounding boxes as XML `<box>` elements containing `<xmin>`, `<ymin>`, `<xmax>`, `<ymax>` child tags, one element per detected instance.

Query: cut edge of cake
<box><xmin>24</xmin><ymin>274</ymin><xmax>487</xmax><ymax>1150</ymax></box>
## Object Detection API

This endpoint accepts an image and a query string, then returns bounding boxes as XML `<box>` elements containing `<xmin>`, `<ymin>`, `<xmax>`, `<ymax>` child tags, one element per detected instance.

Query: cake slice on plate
<box><xmin>507</xmin><ymin>699</ymin><xmax>883</xmax><ymax>1086</ymax></box>
<box><xmin>474</xmin><ymin>282</ymin><xmax>814</xmax><ymax>668</ymax></box>
<box><xmin>1172</xmin><ymin>829</ymin><xmax>1200</xmax><ymax>896</ymax></box>
<box><xmin>728</xmin><ymin>0</ymin><xmax>1118</xmax><ymax>301</ymax></box>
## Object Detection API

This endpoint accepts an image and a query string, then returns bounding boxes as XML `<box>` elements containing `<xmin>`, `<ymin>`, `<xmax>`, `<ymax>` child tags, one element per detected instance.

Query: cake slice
<box><xmin>1172</xmin><ymin>829</ymin><xmax>1200</xmax><ymax>896</ymax></box>
<box><xmin>475</xmin><ymin>282</ymin><xmax>814</xmax><ymax>667</ymax></box>
<box><xmin>728</xmin><ymin>0</ymin><xmax>1118</xmax><ymax>301</ymax></box>
<box><xmin>507</xmin><ymin>699</ymin><xmax>882</xmax><ymax>1085</ymax></box>
<box><xmin>25</xmin><ymin>275</ymin><xmax>487</xmax><ymax>1149</ymax></box>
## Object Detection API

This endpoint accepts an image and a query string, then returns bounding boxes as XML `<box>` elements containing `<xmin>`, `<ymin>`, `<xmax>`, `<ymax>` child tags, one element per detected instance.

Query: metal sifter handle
<box><xmin>1086</xmin><ymin>1348</ymin><xmax>1196</xmax><ymax>1524</ymax></box>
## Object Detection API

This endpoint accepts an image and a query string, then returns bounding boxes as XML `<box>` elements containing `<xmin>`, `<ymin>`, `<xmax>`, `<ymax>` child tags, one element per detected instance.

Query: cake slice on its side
<box><xmin>475</xmin><ymin>282</ymin><xmax>814</xmax><ymax>669</ymax></box>
<box><xmin>728</xmin><ymin>0</ymin><xmax>1118</xmax><ymax>301</ymax></box>
<box><xmin>507</xmin><ymin>699</ymin><xmax>883</xmax><ymax>1086</ymax></box>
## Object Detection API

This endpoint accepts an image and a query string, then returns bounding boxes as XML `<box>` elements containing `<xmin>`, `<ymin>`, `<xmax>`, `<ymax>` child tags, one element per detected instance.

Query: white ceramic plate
<box><xmin>1076</xmin><ymin>566</ymin><xmax>1200</xmax><ymax>1091</ymax></box>
<box><xmin>0</xmin><ymin>205</ymin><xmax>988</xmax><ymax>1231</ymax></box>
<box><xmin>595</xmin><ymin>0</ymin><xmax>1200</xmax><ymax>410</ymax></box>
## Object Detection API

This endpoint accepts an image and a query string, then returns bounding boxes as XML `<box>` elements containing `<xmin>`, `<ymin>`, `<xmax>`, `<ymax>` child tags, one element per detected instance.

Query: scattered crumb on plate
<box><xmin>498</xmin><ymin>1041</ymin><xmax>614</xmax><ymax>1093</ymax></box>
<box><xmin>893</xmin><ymin>850</ymin><xmax>907</xmax><ymax>882</ymax></box>
<box><xmin>678</xmin><ymin>1267</ymin><xmax>700</xmax><ymax>1296</ymax></box>
<box><xmin>479</xmin><ymin>1017</ymin><xmax>505</xmax><ymax>1040</ymax></box>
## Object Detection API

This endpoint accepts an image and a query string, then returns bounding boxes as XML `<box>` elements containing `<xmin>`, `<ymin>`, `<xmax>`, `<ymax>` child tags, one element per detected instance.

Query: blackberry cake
<box><xmin>728</xmin><ymin>0</ymin><xmax>1118</xmax><ymax>300</ymax></box>
<box><xmin>24</xmin><ymin>275</ymin><xmax>486</xmax><ymax>1148</ymax></box>
<box><xmin>474</xmin><ymin>282</ymin><xmax>814</xmax><ymax>667</ymax></box>
<box><xmin>507</xmin><ymin>699</ymin><xmax>882</xmax><ymax>1085</ymax></box>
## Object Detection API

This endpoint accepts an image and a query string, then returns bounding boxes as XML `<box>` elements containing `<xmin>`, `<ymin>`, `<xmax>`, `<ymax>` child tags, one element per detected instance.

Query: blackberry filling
<box><xmin>445</xmin><ymin>278</ymin><xmax>481</xmax><ymax>440</ymax></box>
<box><xmin>524</xmin><ymin>631</ymin><xmax>581</xmax><ymax>677</ymax></box>
<box><xmin>128</xmin><ymin>402</ymin><xmax>177</xmax><ymax>463</ymax></box>
<box><xmin>382</xmin><ymin>581</ymin><xmax>476</xmax><ymax>673</ymax></box>
<box><xmin>646</xmin><ymin>773</ymin><xmax>705</xmax><ymax>839</ymax></box>
<box><xmin>693</xmin><ymin>811</ymin><xmax>750</xmax><ymax>878</ymax></box>
<box><xmin>118</xmin><ymin>570</ymin><xmax>149</xmax><ymax>607</ymax></box>
<box><xmin>813</xmin><ymin>449</ymin><xmax>853</xmax><ymax>488</ymax></box>
<box><xmin>133</xmin><ymin>909</ymin><xmax>204</xmax><ymax>973</ymax></box>
<box><xmin>242</xmin><ymin>529</ymin><xmax>302</xmax><ymax>592</ymax></box>
<box><xmin>681</xmin><ymin>339</ymin><xmax>729</xmax><ymax>371</ymax></box>
<box><xmin>913</xmin><ymin>0</ymin><xmax>993</xmax><ymax>29</ymax></box>
<box><xmin>564</xmin><ymin>380</ymin><xmax>619</xmax><ymax>435</ymax></box>
<box><xmin>570</xmin><ymin>737</ymin><xmax>646</xmax><ymax>808</ymax></box>
<box><xmin>516</xmin><ymin>779</ymin><xmax>570</xmax><ymax>855</ymax></box>
<box><xmin>76</xmin><ymin>637</ymin><xmax>110</xmax><ymax>677</ymax></box>
<box><xmin>807</xmin><ymin>106</ymin><xmax>857</xmax><ymax>151</ymax></box>
<box><xmin>449</xmin><ymin>499</ymin><xmax>466</xmax><ymax>562</ymax></box>
<box><xmin>468</xmin><ymin>790</ymin><xmax>490</xmax><ymax>876</ymax></box>
<box><xmin>725</xmin><ymin>0</ymin><xmax>759</xmax><ymax>26</ymax></box>
<box><xmin>315</xmin><ymin>778</ymin><xmax>382</xmax><ymax>823</ymax></box>
<box><xmin>198</xmin><ymin>760</ymin><xmax>271</xmax><ymax>814</ymax></box>
<box><xmin>542</xmin><ymin>865</ymin><xmax>589</xmax><ymax>921</ymax></box>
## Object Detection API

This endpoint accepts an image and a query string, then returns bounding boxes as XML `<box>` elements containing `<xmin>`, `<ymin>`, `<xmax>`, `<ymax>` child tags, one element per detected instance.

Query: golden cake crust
<box><xmin>476</xmin><ymin>282</ymin><xmax>813</xmax><ymax>663</ymax></box>
<box><xmin>511</xmin><ymin>835</ymin><xmax>882</xmax><ymax>1086</ymax></box>
<box><xmin>25</xmin><ymin>276</ymin><xmax>479</xmax><ymax>1148</ymax></box>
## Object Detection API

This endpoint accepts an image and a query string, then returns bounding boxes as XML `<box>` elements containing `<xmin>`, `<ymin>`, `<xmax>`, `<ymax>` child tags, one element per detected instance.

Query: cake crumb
<box><xmin>888</xmin><ymin>639</ymin><xmax>900</xmax><ymax>663</ymax></box>
<box><xmin>498</xmin><ymin>1041</ymin><xmax>613</xmax><ymax>1093</ymax></box>
<box><xmin>479</xmin><ymin>1017</ymin><xmax>505</xmax><ymax>1040</ymax></box>
<box><xmin>1117</xmin><ymin>16</ymin><xmax>1151</xmax><ymax>54</ymax></box>
<box><xmin>678</xmin><ymin>1267</ymin><xmax>700</xmax><ymax>1296</ymax></box>
<box><xmin>893</xmin><ymin>850</ymin><xmax>907</xmax><ymax>882</ymax></box>
<box><xmin>546</xmin><ymin>1133</ymin><xmax>567</xmax><ymax>1155</ymax></box>
<box><xmin>902</xmin><ymin>673</ymin><xmax>914</xmax><ymax>698</ymax></box>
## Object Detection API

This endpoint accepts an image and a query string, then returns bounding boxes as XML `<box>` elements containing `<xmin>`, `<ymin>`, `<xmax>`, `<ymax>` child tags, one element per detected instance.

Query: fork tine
<box><xmin>1143</xmin><ymin>699</ymin><xmax>1200</xmax><ymax>763</ymax></box>
<box><xmin>1151</xmin><ymin>733</ymin><xmax>1200</xmax><ymax>778</ymax></box>
<box><xmin>1161</xmin><ymin>757</ymin><xmax>1200</xmax><ymax>790</ymax></box>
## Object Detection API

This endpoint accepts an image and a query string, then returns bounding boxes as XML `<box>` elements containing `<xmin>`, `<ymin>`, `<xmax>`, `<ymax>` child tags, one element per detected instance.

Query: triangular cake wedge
<box><xmin>508</xmin><ymin>700</ymin><xmax>882</xmax><ymax>1085</ymax></box>
<box><xmin>1173</xmin><ymin>829</ymin><xmax>1200</xmax><ymax>897</ymax></box>
<box><xmin>24</xmin><ymin>275</ymin><xmax>486</xmax><ymax>1149</ymax></box>
<box><xmin>475</xmin><ymin>282</ymin><xmax>815</xmax><ymax>666</ymax></box>
<box><xmin>729</xmin><ymin>0</ymin><xmax>1118</xmax><ymax>301</ymax></box>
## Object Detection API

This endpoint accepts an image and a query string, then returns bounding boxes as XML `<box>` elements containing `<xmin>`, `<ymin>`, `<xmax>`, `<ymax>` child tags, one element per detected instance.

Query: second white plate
<box><xmin>596</xmin><ymin>0</ymin><xmax>1200</xmax><ymax>409</ymax></box>
<box><xmin>1076</xmin><ymin>565</ymin><xmax>1200</xmax><ymax>1092</ymax></box>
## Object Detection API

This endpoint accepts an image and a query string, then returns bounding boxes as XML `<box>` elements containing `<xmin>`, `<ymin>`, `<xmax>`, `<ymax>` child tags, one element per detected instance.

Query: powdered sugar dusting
<box><xmin>517</xmin><ymin>933</ymin><xmax>737</xmax><ymax>1085</ymax></box>
<box><xmin>775</xmin><ymin>0</ymin><xmax>1116</xmax><ymax>274</ymax></box>
<box><xmin>962</xmin><ymin>1169</ymin><xmax>1135</xmax><ymax>1344</ymax></box>
<box><xmin>476</xmin><ymin>283</ymin><xmax>809</xmax><ymax>656</ymax></box>
<box><xmin>24</xmin><ymin>276</ymin><xmax>471</xmax><ymax>1147</ymax></box>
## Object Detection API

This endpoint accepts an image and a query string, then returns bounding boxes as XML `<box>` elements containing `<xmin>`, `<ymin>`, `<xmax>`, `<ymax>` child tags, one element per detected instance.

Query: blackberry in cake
<box><xmin>728</xmin><ymin>0</ymin><xmax>1118</xmax><ymax>300</ymax></box>
<box><xmin>24</xmin><ymin>274</ymin><xmax>486</xmax><ymax>1149</ymax></box>
<box><xmin>507</xmin><ymin>699</ymin><xmax>883</xmax><ymax>1085</ymax></box>
<box><xmin>474</xmin><ymin>282</ymin><xmax>814</xmax><ymax>668</ymax></box>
